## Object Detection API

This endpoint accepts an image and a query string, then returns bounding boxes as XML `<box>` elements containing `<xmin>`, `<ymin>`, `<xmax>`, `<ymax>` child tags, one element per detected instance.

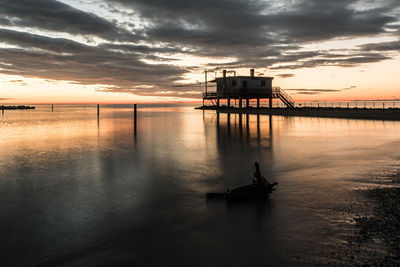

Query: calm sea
<box><xmin>1</xmin><ymin>104</ymin><xmax>400</xmax><ymax>266</ymax></box>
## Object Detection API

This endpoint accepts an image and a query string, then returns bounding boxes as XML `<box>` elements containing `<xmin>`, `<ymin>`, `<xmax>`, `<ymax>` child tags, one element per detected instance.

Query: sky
<box><xmin>0</xmin><ymin>0</ymin><xmax>399</xmax><ymax>104</ymax></box>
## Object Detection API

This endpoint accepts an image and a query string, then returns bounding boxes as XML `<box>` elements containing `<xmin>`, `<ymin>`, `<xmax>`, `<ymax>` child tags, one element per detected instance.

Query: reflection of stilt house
<box><xmin>203</xmin><ymin>69</ymin><xmax>295</xmax><ymax>108</ymax></box>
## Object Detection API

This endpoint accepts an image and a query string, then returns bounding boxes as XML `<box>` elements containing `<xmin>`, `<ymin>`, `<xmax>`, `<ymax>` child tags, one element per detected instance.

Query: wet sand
<box><xmin>355</xmin><ymin>187</ymin><xmax>400</xmax><ymax>265</ymax></box>
<box><xmin>197</xmin><ymin>106</ymin><xmax>400</xmax><ymax>121</ymax></box>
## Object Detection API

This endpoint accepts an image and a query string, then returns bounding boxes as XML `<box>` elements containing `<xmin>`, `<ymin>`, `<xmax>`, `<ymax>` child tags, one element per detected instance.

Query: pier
<box><xmin>198</xmin><ymin>106</ymin><xmax>400</xmax><ymax>121</ymax></box>
<box><xmin>199</xmin><ymin>69</ymin><xmax>400</xmax><ymax>121</ymax></box>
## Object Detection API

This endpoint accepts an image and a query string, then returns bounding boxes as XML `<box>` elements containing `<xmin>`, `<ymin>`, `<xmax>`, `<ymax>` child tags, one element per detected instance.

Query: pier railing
<box><xmin>294</xmin><ymin>101</ymin><xmax>400</xmax><ymax>109</ymax></box>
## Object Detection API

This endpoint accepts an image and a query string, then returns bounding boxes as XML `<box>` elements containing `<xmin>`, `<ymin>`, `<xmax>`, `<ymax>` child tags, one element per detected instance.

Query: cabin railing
<box><xmin>273</xmin><ymin>87</ymin><xmax>295</xmax><ymax>108</ymax></box>
<box><xmin>202</xmin><ymin>92</ymin><xmax>217</xmax><ymax>98</ymax></box>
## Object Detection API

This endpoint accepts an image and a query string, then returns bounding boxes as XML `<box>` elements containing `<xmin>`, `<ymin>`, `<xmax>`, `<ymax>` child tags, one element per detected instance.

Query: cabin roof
<box><xmin>210</xmin><ymin>76</ymin><xmax>273</xmax><ymax>82</ymax></box>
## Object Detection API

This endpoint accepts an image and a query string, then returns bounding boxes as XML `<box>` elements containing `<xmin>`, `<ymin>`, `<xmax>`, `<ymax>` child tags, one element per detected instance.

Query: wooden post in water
<box><xmin>134</xmin><ymin>104</ymin><xmax>137</xmax><ymax>134</ymax></box>
<box><xmin>246</xmin><ymin>99</ymin><xmax>249</xmax><ymax>108</ymax></box>
<box><xmin>97</xmin><ymin>104</ymin><xmax>100</xmax><ymax>118</ymax></box>
<box><xmin>347</xmin><ymin>102</ymin><xmax>349</xmax><ymax>108</ymax></box>
<box><xmin>52</xmin><ymin>104</ymin><xmax>54</xmax><ymax>112</ymax></box>
<box><xmin>227</xmin><ymin>97</ymin><xmax>230</xmax><ymax>108</ymax></box>
<box><xmin>269</xmin><ymin>96</ymin><xmax>272</xmax><ymax>109</ymax></box>
<box><xmin>239</xmin><ymin>97</ymin><xmax>242</xmax><ymax>109</ymax></box>
<box><xmin>383</xmin><ymin>102</ymin><xmax>385</xmax><ymax>109</ymax></box>
<box><xmin>257</xmin><ymin>98</ymin><xmax>260</xmax><ymax>108</ymax></box>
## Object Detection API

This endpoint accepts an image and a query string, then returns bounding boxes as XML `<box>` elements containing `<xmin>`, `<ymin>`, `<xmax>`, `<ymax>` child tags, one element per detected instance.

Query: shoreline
<box><xmin>196</xmin><ymin>106</ymin><xmax>400</xmax><ymax>121</ymax></box>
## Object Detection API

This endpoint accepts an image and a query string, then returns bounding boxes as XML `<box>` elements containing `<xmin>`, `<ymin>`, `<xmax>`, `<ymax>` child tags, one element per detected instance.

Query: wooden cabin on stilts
<box><xmin>202</xmin><ymin>69</ymin><xmax>295</xmax><ymax>109</ymax></box>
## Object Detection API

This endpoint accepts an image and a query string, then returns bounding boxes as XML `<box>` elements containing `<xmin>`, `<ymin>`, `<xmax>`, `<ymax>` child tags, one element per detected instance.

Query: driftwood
<box><xmin>206</xmin><ymin>181</ymin><xmax>277</xmax><ymax>201</ymax></box>
<box><xmin>207</xmin><ymin>162</ymin><xmax>278</xmax><ymax>202</ymax></box>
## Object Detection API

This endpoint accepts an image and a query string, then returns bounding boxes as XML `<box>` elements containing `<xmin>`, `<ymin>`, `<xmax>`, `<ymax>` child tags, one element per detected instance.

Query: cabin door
<box><xmin>242</xmin><ymin>80</ymin><xmax>247</xmax><ymax>91</ymax></box>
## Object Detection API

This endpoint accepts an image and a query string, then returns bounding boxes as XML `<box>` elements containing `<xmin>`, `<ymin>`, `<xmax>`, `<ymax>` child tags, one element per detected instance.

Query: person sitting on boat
<box><xmin>253</xmin><ymin>161</ymin><xmax>267</xmax><ymax>184</ymax></box>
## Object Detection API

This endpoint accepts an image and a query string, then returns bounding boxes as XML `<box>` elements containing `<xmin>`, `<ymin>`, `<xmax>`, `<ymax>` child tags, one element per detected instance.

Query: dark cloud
<box><xmin>0</xmin><ymin>29</ymin><xmax>186</xmax><ymax>89</ymax></box>
<box><xmin>276</xmin><ymin>74</ymin><xmax>295</xmax><ymax>78</ymax></box>
<box><xmin>264</xmin><ymin>0</ymin><xmax>397</xmax><ymax>42</ymax></box>
<box><xmin>271</xmin><ymin>52</ymin><xmax>390</xmax><ymax>69</ymax></box>
<box><xmin>360</xmin><ymin>40</ymin><xmax>400</xmax><ymax>51</ymax></box>
<box><xmin>111</xmin><ymin>0</ymin><xmax>398</xmax><ymax>56</ymax></box>
<box><xmin>343</xmin><ymin>85</ymin><xmax>357</xmax><ymax>90</ymax></box>
<box><xmin>0</xmin><ymin>0</ymin><xmax>135</xmax><ymax>41</ymax></box>
<box><xmin>286</xmin><ymin>88</ymin><xmax>349</xmax><ymax>95</ymax></box>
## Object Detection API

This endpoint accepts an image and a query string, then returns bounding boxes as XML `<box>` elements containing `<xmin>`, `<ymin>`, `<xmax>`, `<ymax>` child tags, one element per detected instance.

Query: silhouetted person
<box><xmin>253</xmin><ymin>161</ymin><xmax>266</xmax><ymax>184</ymax></box>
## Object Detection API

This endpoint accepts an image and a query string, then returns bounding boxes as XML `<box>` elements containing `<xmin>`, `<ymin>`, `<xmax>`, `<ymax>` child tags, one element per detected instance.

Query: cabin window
<box><xmin>232</xmin><ymin>80</ymin><xmax>237</xmax><ymax>86</ymax></box>
<box><xmin>261</xmin><ymin>80</ymin><xmax>266</xmax><ymax>86</ymax></box>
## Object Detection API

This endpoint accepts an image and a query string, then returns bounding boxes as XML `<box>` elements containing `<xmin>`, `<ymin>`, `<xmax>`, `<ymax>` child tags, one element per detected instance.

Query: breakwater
<box><xmin>0</xmin><ymin>105</ymin><xmax>35</xmax><ymax>110</ymax></box>
<box><xmin>196</xmin><ymin>106</ymin><xmax>400</xmax><ymax>121</ymax></box>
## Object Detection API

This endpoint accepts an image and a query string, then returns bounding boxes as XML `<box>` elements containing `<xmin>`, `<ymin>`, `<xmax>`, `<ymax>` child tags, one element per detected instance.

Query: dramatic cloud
<box><xmin>0</xmin><ymin>0</ymin><xmax>132</xmax><ymax>41</ymax></box>
<box><xmin>286</xmin><ymin>87</ymin><xmax>358</xmax><ymax>95</ymax></box>
<box><xmin>0</xmin><ymin>0</ymin><xmax>399</xmax><ymax>98</ymax></box>
<box><xmin>360</xmin><ymin>41</ymin><xmax>400</xmax><ymax>51</ymax></box>
<box><xmin>0</xmin><ymin>29</ymin><xmax>186</xmax><ymax>88</ymax></box>
<box><xmin>276</xmin><ymin>74</ymin><xmax>295</xmax><ymax>78</ymax></box>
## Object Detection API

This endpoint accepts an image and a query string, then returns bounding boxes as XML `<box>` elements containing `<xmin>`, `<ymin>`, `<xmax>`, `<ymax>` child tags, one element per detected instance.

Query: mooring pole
<box><xmin>97</xmin><ymin>104</ymin><xmax>100</xmax><ymax>118</ymax></box>
<box><xmin>134</xmin><ymin>104</ymin><xmax>137</xmax><ymax>134</ymax></box>
<box><xmin>52</xmin><ymin>104</ymin><xmax>54</xmax><ymax>112</ymax></box>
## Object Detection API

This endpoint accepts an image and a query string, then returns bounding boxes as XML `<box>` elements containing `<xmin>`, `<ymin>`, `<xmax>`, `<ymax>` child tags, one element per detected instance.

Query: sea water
<box><xmin>1</xmin><ymin>104</ymin><xmax>400</xmax><ymax>265</ymax></box>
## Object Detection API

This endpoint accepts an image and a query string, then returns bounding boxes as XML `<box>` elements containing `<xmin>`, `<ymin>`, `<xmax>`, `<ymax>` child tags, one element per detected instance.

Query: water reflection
<box><xmin>212</xmin><ymin>112</ymin><xmax>273</xmax><ymax>150</ymax></box>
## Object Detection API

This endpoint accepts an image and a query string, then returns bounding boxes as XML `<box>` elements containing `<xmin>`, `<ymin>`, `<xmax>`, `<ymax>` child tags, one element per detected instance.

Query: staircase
<box><xmin>272</xmin><ymin>87</ymin><xmax>295</xmax><ymax>108</ymax></box>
